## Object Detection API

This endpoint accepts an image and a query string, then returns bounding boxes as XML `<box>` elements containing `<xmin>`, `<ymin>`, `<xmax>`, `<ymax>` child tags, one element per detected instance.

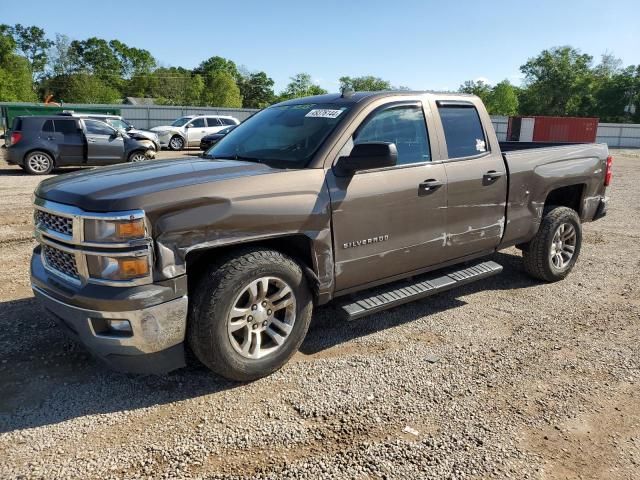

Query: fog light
<box><xmin>91</xmin><ymin>318</ymin><xmax>133</xmax><ymax>337</ymax></box>
<box><xmin>107</xmin><ymin>319</ymin><xmax>132</xmax><ymax>333</ymax></box>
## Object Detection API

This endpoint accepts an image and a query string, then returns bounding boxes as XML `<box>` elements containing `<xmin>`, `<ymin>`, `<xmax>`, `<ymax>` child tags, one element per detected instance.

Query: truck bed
<box><xmin>499</xmin><ymin>142</ymin><xmax>609</xmax><ymax>248</ymax></box>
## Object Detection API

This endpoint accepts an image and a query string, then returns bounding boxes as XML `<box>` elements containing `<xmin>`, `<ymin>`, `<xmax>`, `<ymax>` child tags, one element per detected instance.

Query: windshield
<box><xmin>204</xmin><ymin>103</ymin><xmax>351</xmax><ymax>168</ymax></box>
<box><xmin>171</xmin><ymin>117</ymin><xmax>191</xmax><ymax>127</ymax></box>
<box><xmin>107</xmin><ymin>119</ymin><xmax>130</xmax><ymax>130</ymax></box>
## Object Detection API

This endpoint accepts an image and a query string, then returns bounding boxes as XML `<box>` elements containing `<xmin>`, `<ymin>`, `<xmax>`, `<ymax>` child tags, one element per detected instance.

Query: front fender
<box><xmin>149</xmin><ymin>169</ymin><xmax>336</xmax><ymax>302</ymax></box>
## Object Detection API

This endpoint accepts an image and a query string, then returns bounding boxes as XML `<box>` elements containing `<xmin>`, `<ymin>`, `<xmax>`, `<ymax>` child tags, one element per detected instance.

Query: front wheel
<box><xmin>188</xmin><ymin>248</ymin><xmax>313</xmax><ymax>381</ymax></box>
<box><xmin>522</xmin><ymin>206</ymin><xmax>582</xmax><ymax>282</ymax></box>
<box><xmin>24</xmin><ymin>151</ymin><xmax>54</xmax><ymax>175</ymax></box>
<box><xmin>128</xmin><ymin>151</ymin><xmax>149</xmax><ymax>163</ymax></box>
<box><xmin>168</xmin><ymin>135</ymin><xmax>184</xmax><ymax>151</ymax></box>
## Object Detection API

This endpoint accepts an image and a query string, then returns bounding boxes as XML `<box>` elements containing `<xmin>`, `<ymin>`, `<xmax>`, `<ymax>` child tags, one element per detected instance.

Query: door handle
<box><xmin>87</xmin><ymin>139</ymin><xmax>97</xmax><ymax>143</ymax></box>
<box><xmin>418</xmin><ymin>179</ymin><xmax>444</xmax><ymax>196</ymax></box>
<box><xmin>483</xmin><ymin>170</ymin><xmax>504</xmax><ymax>181</ymax></box>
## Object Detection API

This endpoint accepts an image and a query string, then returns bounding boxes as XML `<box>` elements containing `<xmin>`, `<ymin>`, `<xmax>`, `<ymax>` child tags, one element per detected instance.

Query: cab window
<box><xmin>437</xmin><ymin>104</ymin><xmax>487</xmax><ymax>159</ymax></box>
<box><xmin>207</xmin><ymin>117</ymin><xmax>222</xmax><ymax>127</ymax></box>
<box><xmin>353</xmin><ymin>105</ymin><xmax>431</xmax><ymax>165</ymax></box>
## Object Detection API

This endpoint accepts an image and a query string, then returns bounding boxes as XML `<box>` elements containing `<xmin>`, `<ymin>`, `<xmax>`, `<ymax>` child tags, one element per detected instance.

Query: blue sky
<box><xmin>1</xmin><ymin>0</ymin><xmax>638</xmax><ymax>92</ymax></box>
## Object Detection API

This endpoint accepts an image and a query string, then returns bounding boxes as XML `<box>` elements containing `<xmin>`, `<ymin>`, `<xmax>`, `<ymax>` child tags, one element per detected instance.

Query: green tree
<box><xmin>518</xmin><ymin>46</ymin><xmax>595</xmax><ymax>116</ymax></box>
<box><xmin>486</xmin><ymin>80</ymin><xmax>519</xmax><ymax>115</ymax></box>
<box><xmin>0</xmin><ymin>27</ymin><xmax>36</xmax><ymax>101</ymax></box>
<box><xmin>197</xmin><ymin>56</ymin><xmax>240</xmax><ymax>82</ymax></box>
<box><xmin>3</xmin><ymin>24</ymin><xmax>52</xmax><ymax>81</ymax></box>
<box><xmin>239</xmin><ymin>71</ymin><xmax>275</xmax><ymax>108</ymax></box>
<box><xmin>61</xmin><ymin>73</ymin><xmax>121</xmax><ymax>103</ymax></box>
<box><xmin>458</xmin><ymin>79</ymin><xmax>492</xmax><ymax>104</ymax></box>
<box><xmin>339</xmin><ymin>75</ymin><xmax>393</xmax><ymax>91</ymax></box>
<box><xmin>201</xmin><ymin>71</ymin><xmax>242</xmax><ymax>107</ymax></box>
<box><xmin>278</xmin><ymin>73</ymin><xmax>327</xmax><ymax>101</ymax></box>
<box><xmin>68</xmin><ymin>37</ymin><xmax>123</xmax><ymax>89</ymax></box>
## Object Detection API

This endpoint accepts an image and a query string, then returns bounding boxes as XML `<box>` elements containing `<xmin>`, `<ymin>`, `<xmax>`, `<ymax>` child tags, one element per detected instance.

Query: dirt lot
<box><xmin>0</xmin><ymin>148</ymin><xmax>638</xmax><ymax>479</ymax></box>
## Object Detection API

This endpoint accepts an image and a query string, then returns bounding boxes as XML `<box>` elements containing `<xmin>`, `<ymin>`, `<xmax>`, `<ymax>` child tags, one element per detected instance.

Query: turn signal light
<box><xmin>604</xmin><ymin>155</ymin><xmax>613</xmax><ymax>186</ymax></box>
<box><xmin>115</xmin><ymin>219</ymin><xmax>145</xmax><ymax>239</ymax></box>
<box><xmin>118</xmin><ymin>258</ymin><xmax>149</xmax><ymax>278</ymax></box>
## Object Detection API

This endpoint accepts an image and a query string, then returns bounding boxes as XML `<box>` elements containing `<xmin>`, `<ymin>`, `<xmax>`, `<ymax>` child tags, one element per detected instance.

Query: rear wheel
<box><xmin>24</xmin><ymin>151</ymin><xmax>54</xmax><ymax>175</ymax></box>
<box><xmin>168</xmin><ymin>135</ymin><xmax>184</xmax><ymax>151</ymax></box>
<box><xmin>522</xmin><ymin>206</ymin><xmax>582</xmax><ymax>282</ymax></box>
<box><xmin>188</xmin><ymin>248</ymin><xmax>313</xmax><ymax>381</ymax></box>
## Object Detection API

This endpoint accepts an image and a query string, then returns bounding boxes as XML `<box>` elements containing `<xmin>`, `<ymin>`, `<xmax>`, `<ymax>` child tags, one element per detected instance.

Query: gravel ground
<box><xmin>0</xmin><ymin>148</ymin><xmax>638</xmax><ymax>480</ymax></box>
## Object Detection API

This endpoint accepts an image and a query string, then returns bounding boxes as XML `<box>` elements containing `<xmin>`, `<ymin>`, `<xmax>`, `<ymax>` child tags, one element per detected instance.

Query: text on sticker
<box><xmin>305</xmin><ymin>109</ymin><xmax>344</xmax><ymax>119</ymax></box>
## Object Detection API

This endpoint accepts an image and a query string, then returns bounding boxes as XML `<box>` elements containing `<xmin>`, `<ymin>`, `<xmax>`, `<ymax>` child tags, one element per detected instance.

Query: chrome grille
<box><xmin>35</xmin><ymin>210</ymin><xmax>73</xmax><ymax>237</ymax></box>
<box><xmin>43</xmin><ymin>245</ymin><xmax>80</xmax><ymax>280</ymax></box>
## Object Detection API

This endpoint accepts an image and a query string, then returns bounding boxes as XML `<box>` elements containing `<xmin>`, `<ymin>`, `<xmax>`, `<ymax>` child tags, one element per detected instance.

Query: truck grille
<box><xmin>35</xmin><ymin>210</ymin><xmax>73</xmax><ymax>237</ymax></box>
<box><xmin>43</xmin><ymin>245</ymin><xmax>80</xmax><ymax>280</ymax></box>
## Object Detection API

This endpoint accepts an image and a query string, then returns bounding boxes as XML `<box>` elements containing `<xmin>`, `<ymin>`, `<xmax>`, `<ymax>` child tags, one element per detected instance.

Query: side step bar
<box><xmin>340</xmin><ymin>261</ymin><xmax>503</xmax><ymax>321</ymax></box>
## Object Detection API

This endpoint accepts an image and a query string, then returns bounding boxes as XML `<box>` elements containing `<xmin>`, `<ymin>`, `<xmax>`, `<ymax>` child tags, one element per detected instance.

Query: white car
<box><xmin>150</xmin><ymin>115</ymin><xmax>240</xmax><ymax>150</ymax></box>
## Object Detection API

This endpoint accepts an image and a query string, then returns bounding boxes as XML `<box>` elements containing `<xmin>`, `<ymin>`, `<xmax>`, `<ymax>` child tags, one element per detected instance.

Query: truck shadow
<box><xmin>0</xmin><ymin>251</ymin><xmax>533</xmax><ymax>433</ymax></box>
<box><xmin>299</xmin><ymin>251</ymin><xmax>535</xmax><ymax>355</ymax></box>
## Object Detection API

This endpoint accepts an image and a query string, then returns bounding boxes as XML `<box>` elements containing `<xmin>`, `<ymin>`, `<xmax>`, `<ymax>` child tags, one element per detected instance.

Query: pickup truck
<box><xmin>30</xmin><ymin>91</ymin><xmax>611</xmax><ymax>381</ymax></box>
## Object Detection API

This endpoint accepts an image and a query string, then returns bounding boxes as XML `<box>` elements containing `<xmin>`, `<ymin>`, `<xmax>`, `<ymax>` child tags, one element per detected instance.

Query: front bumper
<box><xmin>31</xmin><ymin>251</ymin><xmax>188</xmax><ymax>374</ymax></box>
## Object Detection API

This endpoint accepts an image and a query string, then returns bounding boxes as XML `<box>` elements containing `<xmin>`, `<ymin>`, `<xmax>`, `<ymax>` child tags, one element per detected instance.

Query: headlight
<box><xmin>87</xmin><ymin>254</ymin><xmax>150</xmax><ymax>281</ymax></box>
<box><xmin>84</xmin><ymin>218</ymin><xmax>146</xmax><ymax>243</ymax></box>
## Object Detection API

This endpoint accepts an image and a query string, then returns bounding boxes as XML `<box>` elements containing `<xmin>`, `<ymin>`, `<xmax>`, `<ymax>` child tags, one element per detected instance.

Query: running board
<box><xmin>339</xmin><ymin>261</ymin><xmax>503</xmax><ymax>321</ymax></box>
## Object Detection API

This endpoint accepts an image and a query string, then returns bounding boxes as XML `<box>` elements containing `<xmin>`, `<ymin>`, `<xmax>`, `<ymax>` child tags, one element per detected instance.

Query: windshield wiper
<box><xmin>206</xmin><ymin>154</ymin><xmax>264</xmax><ymax>164</ymax></box>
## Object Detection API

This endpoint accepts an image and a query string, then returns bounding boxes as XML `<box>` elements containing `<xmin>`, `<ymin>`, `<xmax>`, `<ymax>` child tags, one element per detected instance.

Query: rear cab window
<box><xmin>437</xmin><ymin>102</ymin><xmax>488</xmax><ymax>159</ymax></box>
<box><xmin>42</xmin><ymin>120</ymin><xmax>54</xmax><ymax>132</ymax></box>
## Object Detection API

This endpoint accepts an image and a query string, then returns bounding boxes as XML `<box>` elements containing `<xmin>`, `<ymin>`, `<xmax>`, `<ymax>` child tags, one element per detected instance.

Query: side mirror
<box><xmin>334</xmin><ymin>142</ymin><xmax>398</xmax><ymax>176</ymax></box>
<box><xmin>185</xmin><ymin>124</ymin><xmax>192</xmax><ymax>128</ymax></box>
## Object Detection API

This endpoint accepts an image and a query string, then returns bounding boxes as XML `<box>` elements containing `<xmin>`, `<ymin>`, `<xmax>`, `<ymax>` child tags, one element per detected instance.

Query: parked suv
<box><xmin>66</xmin><ymin>113</ymin><xmax>160</xmax><ymax>152</ymax></box>
<box><xmin>6</xmin><ymin>116</ymin><xmax>155</xmax><ymax>175</ymax></box>
<box><xmin>150</xmin><ymin>115</ymin><xmax>239</xmax><ymax>150</ymax></box>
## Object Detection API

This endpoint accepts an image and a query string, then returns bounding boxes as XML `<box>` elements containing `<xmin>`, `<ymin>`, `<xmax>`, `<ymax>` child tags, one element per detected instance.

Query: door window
<box><xmin>84</xmin><ymin>120</ymin><xmax>116</xmax><ymax>136</ymax></box>
<box><xmin>42</xmin><ymin>120</ymin><xmax>54</xmax><ymax>132</ymax></box>
<box><xmin>353</xmin><ymin>105</ymin><xmax>430</xmax><ymax>165</ymax></box>
<box><xmin>221</xmin><ymin>118</ymin><xmax>237</xmax><ymax>126</ymax></box>
<box><xmin>189</xmin><ymin>118</ymin><xmax>206</xmax><ymax>128</ymax></box>
<box><xmin>438</xmin><ymin>105</ymin><xmax>487</xmax><ymax>159</ymax></box>
<box><xmin>206</xmin><ymin>117</ymin><xmax>222</xmax><ymax>127</ymax></box>
<box><xmin>53</xmin><ymin>119</ymin><xmax>78</xmax><ymax>134</ymax></box>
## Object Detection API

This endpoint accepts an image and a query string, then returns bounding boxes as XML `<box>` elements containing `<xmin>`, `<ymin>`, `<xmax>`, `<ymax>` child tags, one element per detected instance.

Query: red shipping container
<box><xmin>532</xmin><ymin>116</ymin><xmax>598</xmax><ymax>143</ymax></box>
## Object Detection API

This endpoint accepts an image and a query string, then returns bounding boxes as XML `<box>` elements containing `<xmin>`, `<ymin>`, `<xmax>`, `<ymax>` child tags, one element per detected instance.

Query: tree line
<box><xmin>0</xmin><ymin>24</ymin><xmax>638</xmax><ymax>122</ymax></box>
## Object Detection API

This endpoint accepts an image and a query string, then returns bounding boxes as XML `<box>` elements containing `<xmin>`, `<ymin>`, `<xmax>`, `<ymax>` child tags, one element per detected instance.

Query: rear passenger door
<box><xmin>51</xmin><ymin>119</ymin><xmax>84</xmax><ymax>164</ymax></box>
<box><xmin>206</xmin><ymin>117</ymin><xmax>225</xmax><ymax>134</ymax></box>
<box><xmin>436</xmin><ymin>101</ymin><xmax>507</xmax><ymax>259</ymax></box>
<box><xmin>83</xmin><ymin>119</ymin><xmax>125</xmax><ymax>164</ymax></box>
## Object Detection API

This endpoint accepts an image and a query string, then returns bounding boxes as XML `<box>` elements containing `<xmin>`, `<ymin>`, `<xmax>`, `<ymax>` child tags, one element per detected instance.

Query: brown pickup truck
<box><xmin>30</xmin><ymin>91</ymin><xmax>612</xmax><ymax>381</ymax></box>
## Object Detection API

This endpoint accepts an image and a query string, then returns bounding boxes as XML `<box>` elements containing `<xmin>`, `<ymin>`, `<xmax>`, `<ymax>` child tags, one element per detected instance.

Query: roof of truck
<box><xmin>278</xmin><ymin>90</ymin><xmax>476</xmax><ymax>106</ymax></box>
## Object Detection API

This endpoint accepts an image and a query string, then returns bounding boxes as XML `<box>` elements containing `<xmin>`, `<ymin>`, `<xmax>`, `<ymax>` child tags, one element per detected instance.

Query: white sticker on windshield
<box><xmin>476</xmin><ymin>138</ymin><xmax>487</xmax><ymax>152</ymax></box>
<box><xmin>305</xmin><ymin>109</ymin><xmax>344</xmax><ymax>119</ymax></box>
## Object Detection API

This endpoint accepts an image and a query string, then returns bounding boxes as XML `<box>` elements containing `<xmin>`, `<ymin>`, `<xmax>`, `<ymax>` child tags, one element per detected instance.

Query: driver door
<box><xmin>185</xmin><ymin>118</ymin><xmax>207</xmax><ymax>146</ymax></box>
<box><xmin>83</xmin><ymin>119</ymin><xmax>124</xmax><ymax>165</ymax></box>
<box><xmin>327</xmin><ymin>102</ymin><xmax>448</xmax><ymax>292</ymax></box>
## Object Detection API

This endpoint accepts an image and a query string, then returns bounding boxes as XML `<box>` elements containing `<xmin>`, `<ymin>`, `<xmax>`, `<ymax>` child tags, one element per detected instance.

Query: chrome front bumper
<box><xmin>33</xmin><ymin>285</ymin><xmax>188</xmax><ymax>374</ymax></box>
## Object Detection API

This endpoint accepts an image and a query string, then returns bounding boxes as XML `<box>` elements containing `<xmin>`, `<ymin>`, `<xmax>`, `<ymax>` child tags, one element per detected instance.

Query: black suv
<box><xmin>6</xmin><ymin>116</ymin><xmax>155</xmax><ymax>175</ymax></box>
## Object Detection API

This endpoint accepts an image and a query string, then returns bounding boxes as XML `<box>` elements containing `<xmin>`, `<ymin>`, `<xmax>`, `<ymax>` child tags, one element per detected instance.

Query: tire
<box><xmin>23</xmin><ymin>151</ymin><xmax>54</xmax><ymax>175</ymax></box>
<box><xmin>188</xmin><ymin>248</ymin><xmax>313</xmax><ymax>382</ymax></box>
<box><xmin>522</xmin><ymin>206</ymin><xmax>582</xmax><ymax>282</ymax></box>
<box><xmin>168</xmin><ymin>135</ymin><xmax>184</xmax><ymax>151</ymax></box>
<box><xmin>128</xmin><ymin>151</ymin><xmax>149</xmax><ymax>163</ymax></box>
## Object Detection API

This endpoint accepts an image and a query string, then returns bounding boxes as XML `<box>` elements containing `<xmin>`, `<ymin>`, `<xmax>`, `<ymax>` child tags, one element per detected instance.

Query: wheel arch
<box><xmin>185</xmin><ymin>235</ymin><xmax>320</xmax><ymax>302</ymax></box>
<box><xmin>543</xmin><ymin>183</ymin><xmax>586</xmax><ymax>217</ymax></box>
<box><xmin>23</xmin><ymin>147</ymin><xmax>57</xmax><ymax>165</ymax></box>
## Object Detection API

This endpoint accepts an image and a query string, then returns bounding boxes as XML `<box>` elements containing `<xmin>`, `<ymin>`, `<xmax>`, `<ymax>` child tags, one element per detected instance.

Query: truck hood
<box><xmin>35</xmin><ymin>158</ymin><xmax>275</xmax><ymax>212</ymax></box>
